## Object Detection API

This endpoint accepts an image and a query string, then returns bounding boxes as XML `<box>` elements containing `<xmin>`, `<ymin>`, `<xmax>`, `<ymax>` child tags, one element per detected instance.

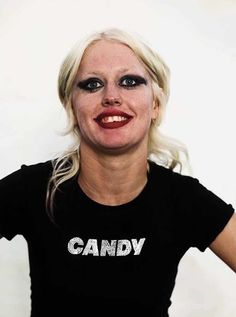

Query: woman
<box><xmin>0</xmin><ymin>28</ymin><xmax>235</xmax><ymax>317</ymax></box>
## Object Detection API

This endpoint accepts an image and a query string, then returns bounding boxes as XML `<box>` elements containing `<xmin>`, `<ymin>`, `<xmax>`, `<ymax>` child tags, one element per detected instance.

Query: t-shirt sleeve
<box><xmin>0</xmin><ymin>166</ymin><xmax>28</xmax><ymax>240</ymax></box>
<box><xmin>174</xmin><ymin>174</ymin><xmax>235</xmax><ymax>252</ymax></box>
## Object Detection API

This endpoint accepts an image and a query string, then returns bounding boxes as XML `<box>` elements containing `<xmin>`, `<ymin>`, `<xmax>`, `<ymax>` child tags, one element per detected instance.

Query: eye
<box><xmin>86</xmin><ymin>81</ymin><xmax>103</xmax><ymax>90</ymax></box>
<box><xmin>77</xmin><ymin>78</ymin><xmax>103</xmax><ymax>92</ymax></box>
<box><xmin>119</xmin><ymin>75</ymin><xmax>147</xmax><ymax>88</ymax></box>
<box><xmin>121</xmin><ymin>78</ymin><xmax>136</xmax><ymax>87</ymax></box>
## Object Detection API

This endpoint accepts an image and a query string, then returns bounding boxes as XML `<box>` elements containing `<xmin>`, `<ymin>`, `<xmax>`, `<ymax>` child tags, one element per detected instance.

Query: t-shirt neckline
<box><xmin>71</xmin><ymin>161</ymin><xmax>156</xmax><ymax>210</ymax></box>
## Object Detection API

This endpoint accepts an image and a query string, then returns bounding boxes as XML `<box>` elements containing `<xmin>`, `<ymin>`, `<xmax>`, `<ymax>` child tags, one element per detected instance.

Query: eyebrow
<box><xmin>83</xmin><ymin>68</ymin><xmax>138</xmax><ymax>77</ymax></box>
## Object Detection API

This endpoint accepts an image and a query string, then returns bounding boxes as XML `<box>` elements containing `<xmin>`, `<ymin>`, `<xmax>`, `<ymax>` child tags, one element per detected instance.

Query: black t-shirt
<box><xmin>0</xmin><ymin>160</ymin><xmax>234</xmax><ymax>317</ymax></box>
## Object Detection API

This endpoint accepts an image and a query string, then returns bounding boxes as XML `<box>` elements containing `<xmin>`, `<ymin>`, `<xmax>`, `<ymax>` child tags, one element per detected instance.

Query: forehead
<box><xmin>78</xmin><ymin>40</ymin><xmax>147</xmax><ymax>75</ymax></box>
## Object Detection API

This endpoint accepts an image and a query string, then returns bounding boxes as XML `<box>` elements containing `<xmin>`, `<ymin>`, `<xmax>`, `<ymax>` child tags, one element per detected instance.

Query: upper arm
<box><xmin>210</xmin><ymin>212</ymin><xmax>236</xmax><ymax>273</ymax></box>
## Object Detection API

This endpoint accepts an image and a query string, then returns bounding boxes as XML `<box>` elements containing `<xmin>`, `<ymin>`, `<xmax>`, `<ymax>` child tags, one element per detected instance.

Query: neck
<box><xmin>78</xmin><ymin>143</ymin><xmax>149</xmax><ymax>205</ymax></box>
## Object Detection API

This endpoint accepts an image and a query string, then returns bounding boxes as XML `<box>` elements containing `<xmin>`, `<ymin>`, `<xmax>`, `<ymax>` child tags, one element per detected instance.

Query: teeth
<box><xmin>102</xmin><ymin>116</ymin><xmax>127</xmax><ymax>123</ymax></box>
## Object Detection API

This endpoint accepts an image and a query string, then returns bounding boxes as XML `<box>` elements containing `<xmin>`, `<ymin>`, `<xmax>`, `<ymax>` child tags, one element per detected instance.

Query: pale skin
<box><xmin>72</xmin><ymin>40</ymin><xmax>158</xmax><ymax>206</ymax></box>
<box><xmin>71</xmin><ymin>39</ymin><xmax>236</xmax><ymax>273</ymax></box>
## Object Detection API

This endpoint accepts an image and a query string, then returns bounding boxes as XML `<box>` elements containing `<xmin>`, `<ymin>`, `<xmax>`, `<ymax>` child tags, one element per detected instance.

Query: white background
<box><xmin>0</xmin><ymin>0</ymin><xmax>235</xmax><ymax>316</ymax></box>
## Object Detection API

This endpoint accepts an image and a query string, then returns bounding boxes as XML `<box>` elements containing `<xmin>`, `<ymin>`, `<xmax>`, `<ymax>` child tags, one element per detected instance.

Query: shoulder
<box><xmin>20</xmin><ymin>160</ymin><xmax>53</xmax><ymax>177</ymax></box>
<box><xmin>18</xmin><ymin>160</ymin><xmax>54</xmax><ymax>191</ymax></box>
<box><xmin>0</xmin><ymin>160</ymin><xmax>53</xmax><ymax>188</ymax></box>
<box><xmin>148</xmin><ymin>161</ymin><xmax>205</xmax><ymax>204</ymax></box>
<box><xmin>149</xmin><ymin>160</ymin><xmax>198</xmax><ymax>188</ymax></box>
<box><xmin>15</xmin><ymin>160</ymin><xmax>55</xmax><ymax>202</ymax></box>
<box><xmin>0</xmin><ymin>160</ymin><xmax>54</xmax><ymax>189</ymax></box>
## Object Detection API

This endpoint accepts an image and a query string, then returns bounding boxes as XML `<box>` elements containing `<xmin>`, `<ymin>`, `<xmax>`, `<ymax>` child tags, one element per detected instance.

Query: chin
<box><xmin>99</xmin><ymin>143</ymin><xmax>130</xmax><ymax>153</ymax></box>
<box><xmin>96</xmin><ymin>139</ymin><xmax>146</xmax><ymax>155</ymax></box>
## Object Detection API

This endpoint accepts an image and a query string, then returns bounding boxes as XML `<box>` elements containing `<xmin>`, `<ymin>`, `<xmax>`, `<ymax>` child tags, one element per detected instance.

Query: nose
<box><xmin>102</xmin><ymin>84</ymin><xmax>122</xmax><ymax>107</ymax></box>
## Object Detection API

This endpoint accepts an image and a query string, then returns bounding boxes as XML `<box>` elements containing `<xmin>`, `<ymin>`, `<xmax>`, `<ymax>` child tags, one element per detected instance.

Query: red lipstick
<box><xmin>94</xmin><ymin>110</ymin><xmax>133</xmax><ymax>129</ymax></box>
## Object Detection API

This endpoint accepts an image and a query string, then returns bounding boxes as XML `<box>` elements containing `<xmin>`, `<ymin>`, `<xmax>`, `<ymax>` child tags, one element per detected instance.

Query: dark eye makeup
<box><xmin>119</xmin><ymin>75</ymin><xmax>147</xmax><ymax>87</ymax></box>
<box><xmin>77</xmin><ymin>74</ymin><xmax>147</xmax><ymax>92</ymax></box>
<box><xmin>77</xmin><ymin>77</ymin><xmax>103</xmax><ymax>91</ymax></box>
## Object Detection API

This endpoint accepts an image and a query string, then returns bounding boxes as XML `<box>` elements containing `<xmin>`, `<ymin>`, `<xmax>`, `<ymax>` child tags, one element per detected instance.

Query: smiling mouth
<box><xmin>94</xmin><ymin>111</ymin><xmax>133</xmax><ymax>129</ymax></box>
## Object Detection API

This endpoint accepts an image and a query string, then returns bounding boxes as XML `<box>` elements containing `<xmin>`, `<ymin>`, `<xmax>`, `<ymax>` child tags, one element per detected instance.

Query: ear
<box><xmin>151</xmin><ymin>99</ymin><xmax>159</xmax><ymax>120</ymax></box>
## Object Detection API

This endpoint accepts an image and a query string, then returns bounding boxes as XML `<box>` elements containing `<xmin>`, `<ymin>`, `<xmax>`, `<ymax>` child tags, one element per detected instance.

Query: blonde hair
<box><xmin>46</xmin><ymin>28</ymin><xmax>188</xmax><ymax>221</ymax></box>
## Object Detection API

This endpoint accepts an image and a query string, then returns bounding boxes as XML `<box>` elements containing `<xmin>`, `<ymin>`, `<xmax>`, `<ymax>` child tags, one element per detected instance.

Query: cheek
<box><xmin>135</xmin><ymin>94</ymin><xmax>155</xmax><ymax>117</ymax></box>
<box><xmin>72</xmin><ymin>97</ymin><xmax>89</xmax><ymax>121</ymax></box>
<box><xmin>73</xmin><ymin>93</ymin><xmax>99</xmax><ymax>116</ymax></box>
<box><xmin>73</xmin><ymin>102</ymin><xmax>96</xmax><ymax>135</ymax></box>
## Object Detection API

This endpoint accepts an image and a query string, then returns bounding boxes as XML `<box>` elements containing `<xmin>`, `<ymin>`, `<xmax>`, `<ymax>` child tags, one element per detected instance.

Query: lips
<box><xmin>94</xmin><ymin>110</ymin><xmax>133</xmax><ymax>129</ymax></box>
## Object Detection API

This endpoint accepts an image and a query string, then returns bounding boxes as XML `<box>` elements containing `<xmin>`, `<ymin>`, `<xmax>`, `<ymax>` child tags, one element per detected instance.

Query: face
<box><xmin>71</xmin><ymin>40</ymin><xmax>158</xmax><ymax>155</ymax></box>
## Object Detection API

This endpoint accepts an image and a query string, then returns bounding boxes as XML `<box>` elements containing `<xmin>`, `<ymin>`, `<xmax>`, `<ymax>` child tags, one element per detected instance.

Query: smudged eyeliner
<box><xmin>77</xmin><ymin>77</ymin><xmax>103</xmax><ymax>90</ymax></box>
<box><xmin>119</xmin><ymin>75</ymin><xmax>147</xmax><ymax>86</ymax></box>
<box><xmin>77</xmin><ymin>74</ymin><xmax>147</xmax><ymax>92</ymax></box>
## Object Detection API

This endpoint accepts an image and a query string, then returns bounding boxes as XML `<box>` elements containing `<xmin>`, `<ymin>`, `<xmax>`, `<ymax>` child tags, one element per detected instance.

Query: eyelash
<box><xmin>77</xmin><ymin>75</ymin><xmax>147</xmax><ymax>92</ymax></box>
